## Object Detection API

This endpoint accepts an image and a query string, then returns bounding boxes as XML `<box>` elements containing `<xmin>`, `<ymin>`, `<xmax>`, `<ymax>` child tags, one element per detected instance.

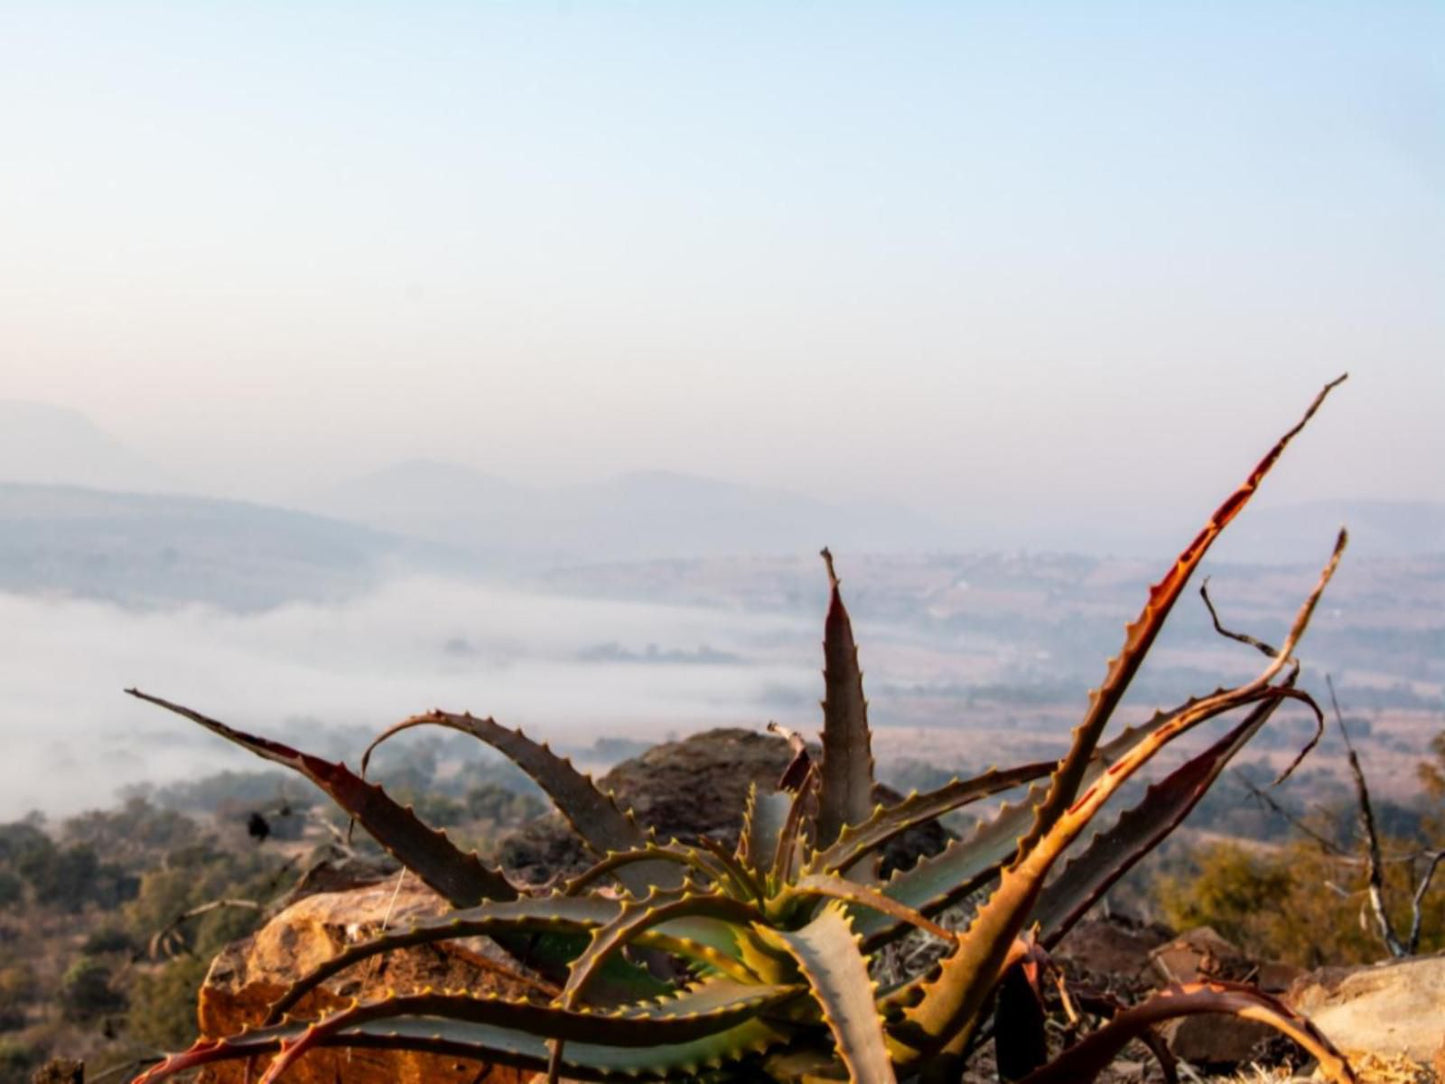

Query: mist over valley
<box><xmin>1</xmin><ymin>404</ymin><xmax>1440</xmax><ymax>821</ymax></box>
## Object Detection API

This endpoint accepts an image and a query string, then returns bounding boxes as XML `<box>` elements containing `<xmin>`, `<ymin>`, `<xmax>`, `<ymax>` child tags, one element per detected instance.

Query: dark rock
<box><xmin>1053</xmin><ymin>916</ymin><xmax>1173</xmax><ymax>996</ymax></box>
<box><xmin>498</xmin><ymin>727</ymin><xmax>950</xmax><ymax>884</ymax></box>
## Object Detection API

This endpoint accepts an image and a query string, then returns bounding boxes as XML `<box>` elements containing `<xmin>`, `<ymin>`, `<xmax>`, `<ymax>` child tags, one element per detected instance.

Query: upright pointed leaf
<box><xmin>740</xmin><ymin>785</ymin><xmax>793</xmax><ymax>876</ymax></box>
<box><xmin>125</xmin><ymin>690</ymin><xmax>516</xmax><ymax>906</ymax></box>
<box><xmin>817</xmin><ymin>549</ymin><xmax>875</xmax><ymax>848</ymax></box>
<box><xmin>1014</xmin><ymin>376</ymin><xmax>1344</xmax><ymax>861</ymax></box>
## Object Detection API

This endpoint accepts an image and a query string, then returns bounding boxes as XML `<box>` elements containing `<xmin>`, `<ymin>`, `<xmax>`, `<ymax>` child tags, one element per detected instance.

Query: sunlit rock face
<box><xmin>197</xmin><ymin>878</ymin><xmax>534</xmax><ymax>1084</ymax></box>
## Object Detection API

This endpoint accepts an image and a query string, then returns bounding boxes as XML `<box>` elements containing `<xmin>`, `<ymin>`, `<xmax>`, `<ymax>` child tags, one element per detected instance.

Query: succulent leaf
<box><xmin>1014</xmin><ymin>375</ymin><xmax>1344</xmax><ymax>861</ymax></box>
<box><xmin>740</xmin><ymin>785</ymin><xmax>794</xmax><ymax>877</ymax></box>
<box><xmin>808</xmin><ymin>759</ymin><xmax>1055</xmax><ymax>879</ymax></box>
<box><xmin>817</xmin><ymin>550</ymin><xmax>876</xmax><ymax>849</ymax></box>
<box><xmin>893</xmin><ymin>532</ymin><xmax>1342</xmax><ymax>1069</ymax></box>
<box><xmin>565</xmin><ymin>841</ymin><xmax>739</xmax><ymax>898</ymax></box>
<box><xmin>755</xmin><ymin>904</ymin><xmax>898</xmax><ymax>1084</ymax></box>
<box><xmin>260</xmin><ymin>981</ymin><xmax>806</xmax><ymax>1084</ymax></box>
<box><xmin>561</xmin><ymin>890</ymin><xmax>772</xmax><ymax>1011</ymax></box>
<box><xmin>783</xmin><ymin>874</ymin><xmax>954</xmax><ymax>943</ymax></box>
<box><xmin>861</xmin><ymin>683</ymin><xmax>1304</xmax><ymax>946</ymax></box>
<box><xmin>262</xmin><ymin>893</ymin><xmax>626</xmax><ymax>1025</ymax></box>
<box><xmin>138</xmin><ymin>1010</ymin><xmax>786</xmax><ymax>1083</ymax></box>
<box><xmin>124</xmin><ymin>690</ymin><xmax>516</xmax><ymax>907</ymax></box>
<box><xmin>363</xmin><ymin>711</ymin><xmax>680</xmax><ymax>894</ymax></box>
<box><xmin>1032</xmin><ymin>690</ymin><xmax>1288</xmax><ymax>946</ymax></box>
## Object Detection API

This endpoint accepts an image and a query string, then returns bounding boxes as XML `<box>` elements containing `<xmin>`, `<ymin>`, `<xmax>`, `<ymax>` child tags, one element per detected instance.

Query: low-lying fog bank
<box><xmin>0</xmin><ymin>577</ymin><xmax>819</xmax><ymax>819</ymax></box>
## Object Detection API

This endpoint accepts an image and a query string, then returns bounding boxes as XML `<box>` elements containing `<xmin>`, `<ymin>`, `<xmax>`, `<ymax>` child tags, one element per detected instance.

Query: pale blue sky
<box><xmin>2</xmin><ymin>2</ymin><xmax>1441</xmax><ymax>533</ymax></box>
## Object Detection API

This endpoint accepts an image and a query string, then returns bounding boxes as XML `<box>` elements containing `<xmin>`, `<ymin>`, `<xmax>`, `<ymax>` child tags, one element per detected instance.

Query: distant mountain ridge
<box><xmin>2</xmin><ymin>403</ymin><xmax>1440</xmax><ymax>612</ymax></box>
<box><xmin>0</xmin><ymin>483</ymin><xmax>455</xmax><ymax>610</ymax></box>
<box><xmin>0</xmin><ymin>401</ymin><xmax>183</xmax><ymax>493</ymax></box>
<box><xmin>301</xmin><ymin>459</ymin><xmax>957</xmax><ymax>562</ymax></box>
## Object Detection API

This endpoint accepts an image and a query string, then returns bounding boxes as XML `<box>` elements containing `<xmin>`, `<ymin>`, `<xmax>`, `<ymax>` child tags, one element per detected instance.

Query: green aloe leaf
<box><xmin>565</xmin><ymin>841</ymin><xmax>739</xmax><ymax>897</ymax></box>
<box><xmin>755</xmin><ymin>904</ymin><xmax>897</xmax><ymax>1084</ymax></box>
<box><xmin>740</xmin><ymin>784</ymin><xmax>793</xmax><ymax>877</ymax></box>
<box><xmin>808</xmin><ymin>759</ymin><xmax>1054</xmax><ymax>879</ymax></box>
<box><xmin>783</xmin><ymin>873</ymin><xmax>953</xmax><ymax>942</ymax></box>
<box><xmin>561</xmin><ymin>890</ymin><xmax>772</xmax><ymax>1010</ymax></box>
<box><xmin>259</xmin><ymin>981</ymin><xmax>804</xmax><ymax>1083</ymax></box>
<box><xmin>263</xmin><ymin>892</ymin><xmax>625</xmax><ymax>1025</ymax></box>
<box><xmin>362</xmin><ymin>711</ymin><xmax>680</xmax><ymax>894</ymax></box>
<box><xmin>124</xmin><ymin>690</ymin><xmax>515</xmax><ymax>907</ymax></box>
<box><xmin>136</xmin><ymin>1004</ymin><xmax>787</xmax><ymax>1083</ymax></box>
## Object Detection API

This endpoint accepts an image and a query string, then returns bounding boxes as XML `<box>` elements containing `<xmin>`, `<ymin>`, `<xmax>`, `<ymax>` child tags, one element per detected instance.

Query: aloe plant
<box><xmin>127</xmin><ymin>377</ymin><xmax>1357</xmax><ymax>1084</ymax></box>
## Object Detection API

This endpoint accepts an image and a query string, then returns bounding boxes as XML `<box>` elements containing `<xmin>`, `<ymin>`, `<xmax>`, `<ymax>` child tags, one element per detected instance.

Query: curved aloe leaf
<box><xmin>1032</xmin><ymin>689</ymin><xmax>1289</xmax><ymax>946</ymax></box>
<box><xmin>263</xmin><ymin>893</ymin><xmax>623</xmax><ymax>1024</ymax></box>
<box><xmin>362</xmin><ymin>711</ymin><xmax>680</xmax><ymax>894</ymax></box>
<box><xmin>560</xmin><ymin>890</ymin><xmax>772</xmax><ymax>1010</ymax></box>
<box><xmin>694</xmin><ymin>834</ymin><xmax>767</xmax><ymax>902</ymax></box>
<box><xmin>809</xmin><ymin>759</ymin><xmax>1054</xmax><ymax>879</ymax></box>
<box><xmin>891</xmin><ymin>532</ymin><xmax>1342</xmax><ymax>1071</ymax></box>
<box><xmin>124</xmin><ymin>690</ymin><xmax>515</xmax><ymax>907</ymax></box>
<box><xmin>755</xmin><ymin>904</ymin><xmax>897</xmax><ymax>1084</ymax></box>
<box><xmin>564</xmin><ymin>841</ymin><xmax>737</xmax><ymax>898</ymax></box>
<box><xmin>784</xmin><ymin>874</ymin><xmax>953</xmax><ymax>942</ymax></box>
<box><xmin>258</xmin><ymin>981</ymin><xmax>805</xmax><ymax>1084</ymax></box>
<box><xmin>817</xmin><ymin>549</ymin><xmax>876</xmax><ymax>848</ymax></box>
<box><xmin>1016</xmin><ymin>981</ymin><xmax>1355</xmax><ymax>1084</ymax></box>
<box><xmin>1015</xmin><ymin>375</ymin><xmax>1344</xmax><ymax>861</ymax></box>
<box><xmin>139</xmin><ymin>1000</ymin><xmax>788</xmax><ymax>1083</ymax></box>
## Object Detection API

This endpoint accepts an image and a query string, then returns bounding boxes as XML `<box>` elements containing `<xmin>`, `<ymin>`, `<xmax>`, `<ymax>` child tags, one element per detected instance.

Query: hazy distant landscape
<box><xmin>2</xmin><ymin>400</ymin><xmax>1440</xmax><ymax>820</ymax></box>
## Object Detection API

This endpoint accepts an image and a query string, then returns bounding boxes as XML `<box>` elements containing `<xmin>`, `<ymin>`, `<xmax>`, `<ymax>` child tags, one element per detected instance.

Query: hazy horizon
<box><xmin>3</xmin><ymin>3</ymin><xmax>1441</xmax><ymax>540</ymax></box>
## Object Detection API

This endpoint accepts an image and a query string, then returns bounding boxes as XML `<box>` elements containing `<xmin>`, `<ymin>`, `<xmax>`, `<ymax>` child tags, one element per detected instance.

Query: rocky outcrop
<box><xmin>499</xmin><ymin>727</ymin><xmax>949</xmax><ymax>882</ymax></box>
<box><xmin>196</xmin><ymin>878</ymin><xmax>538</xmax><ymax>1083</ymax></box>
<box><xmin>1286</xmin><ymin>951</ymin><xmax>1445</xmax><ymax>1068</ymax></box>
